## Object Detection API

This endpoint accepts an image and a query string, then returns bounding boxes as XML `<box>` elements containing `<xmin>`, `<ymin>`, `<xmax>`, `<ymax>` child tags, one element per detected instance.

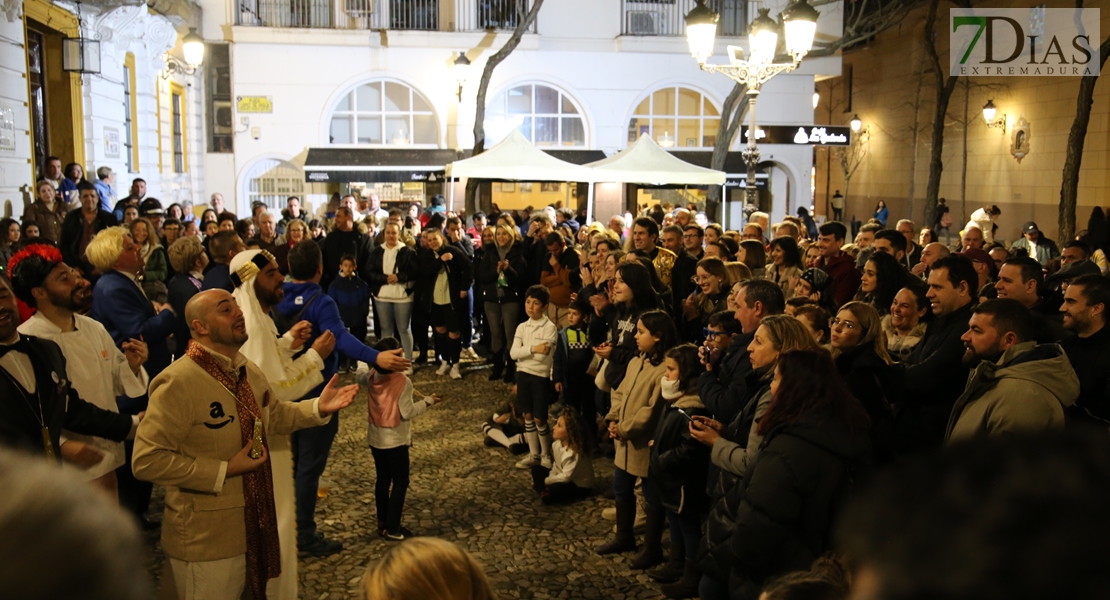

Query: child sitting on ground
<box><xmin>510</xmin><ymin>285</ymin><xmax>559</xmax><ymax>470</ymax></box>
<box><xmin>356</xmin><ymin>338</ymin><xmax>444</xmax><ymax>541</ymax></box>
<box><xmin>482</xmin><ymin>402</ymin><xmax>528</xmax><ymax>455</ymax></box>
<box><xmin>530</xmin><ymin>407</ymin><xmax>596</xmax><ymax>505</ymax></box>
<box><xmin>647</xmin><ymin>344</ymin><xmax>711</xmax><ymax>597</ymax></box>
<box><xmin>328</xmin><ymin>254</ymin><xmax>371</xmax><ymax>372</ymax></box>
<box><xmin>552</xmin><ymin>296</ymin><xmax>598</xmax><ymax>451</ymax></box>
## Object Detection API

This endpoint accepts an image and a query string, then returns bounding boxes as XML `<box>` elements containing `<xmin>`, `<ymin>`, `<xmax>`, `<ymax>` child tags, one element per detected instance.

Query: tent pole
<box><xmin>721</xmin><ymin>184</ymin><xmax>727</xmax><ymax>230</ymax></box>
<box><xmin>587</xmin><ymin>183</ymin><xmax>595</xmax><ymax>223</ymax></box>
<box><xmin>448</xmin><ymin>178</ymin><xmax>455</xmax><ymax>213</ymax></box>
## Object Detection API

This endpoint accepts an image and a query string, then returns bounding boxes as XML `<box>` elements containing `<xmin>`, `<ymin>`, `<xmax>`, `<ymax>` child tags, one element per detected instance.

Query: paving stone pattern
<box><xmin>142</xmin><ymin>359</ymin><xmax>667</xmax><ymax>599</ymax></box>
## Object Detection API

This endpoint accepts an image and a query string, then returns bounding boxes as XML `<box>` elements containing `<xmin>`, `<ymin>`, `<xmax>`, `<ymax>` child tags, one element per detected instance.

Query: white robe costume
<box><xmin>230</xmin><ymin>250</ymin><xmax>325</xmax><ymax>600</ymax></box>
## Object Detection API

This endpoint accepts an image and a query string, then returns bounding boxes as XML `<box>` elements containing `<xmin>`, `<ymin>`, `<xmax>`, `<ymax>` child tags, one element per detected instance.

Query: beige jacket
<box><xmin>606</xmin><ymin>355</ymin><xmax>666</xmax><ymax>478</ymax></box>
<box><xmin>133</xmin><ymin>344</ymin><xmax>328</xmax><ymax>562</ymax></box>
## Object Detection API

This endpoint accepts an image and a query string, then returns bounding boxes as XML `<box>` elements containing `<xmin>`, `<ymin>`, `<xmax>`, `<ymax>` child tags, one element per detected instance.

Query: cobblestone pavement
<box><xmin>142</xmin><ymin>357</ymin><xmax>668</xmax><ymax>599</ymax></box>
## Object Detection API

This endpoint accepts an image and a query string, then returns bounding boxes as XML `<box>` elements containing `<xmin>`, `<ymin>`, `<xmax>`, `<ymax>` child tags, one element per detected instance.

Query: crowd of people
<box><xmin>3</xmin><ymin>167</ymin><xmax>1110</xmax><ymax>600</ymax></box>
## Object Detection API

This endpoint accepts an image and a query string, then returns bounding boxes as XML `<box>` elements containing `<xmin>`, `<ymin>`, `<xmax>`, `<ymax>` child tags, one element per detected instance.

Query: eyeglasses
<box><xmin>828</xmin><ymin>317</ymin><xmax>859</xmax><ymax>331</ymax></box>
<box><xmin>703</xmin><ymin>328</ymin><xmax>724</xmax><ymax>340</ymax></box>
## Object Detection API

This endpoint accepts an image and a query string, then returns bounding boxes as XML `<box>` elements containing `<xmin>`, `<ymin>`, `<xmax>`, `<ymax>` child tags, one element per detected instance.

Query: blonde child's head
<box><xmin>361</xmin><ymin>537</ymin><xmax>495</xmax><ymax>600</ymax></box>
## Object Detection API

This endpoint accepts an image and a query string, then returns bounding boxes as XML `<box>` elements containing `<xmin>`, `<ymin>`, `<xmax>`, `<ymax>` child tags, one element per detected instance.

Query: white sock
<box><xmin>537</xmin><ymin>423</ymin><xmax>553</xmax><ymax>460</ymax></box>
<box><xmin>486</xmin><ymin>428</ymin><xmax>512</xmax><ymax>448</ymax></box>
<box><xmin>524</xmin><ymin>419</ymin><xmax>540</xmax><ymax>459</ymax></box>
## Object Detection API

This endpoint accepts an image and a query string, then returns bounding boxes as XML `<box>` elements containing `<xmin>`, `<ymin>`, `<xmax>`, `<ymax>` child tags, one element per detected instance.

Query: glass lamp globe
<box><xmin>182</xmin><ymin>28</ymin><xmax>205</xmax><ymax>67</ymax></box>
<box><xmin>982</xmin><ymin>100</ymin><xmax>997</xmax><ymax>123</ymax></box>
<box><xmin>684</xmin><ymin>0</ymin><xmax>720</xmax><ymax>64</ymax></box>
<box><xmin>748</xmin><ymin>8</ymin><xmax>779</xmax><ymax>64</ymax></box>
<box><xmin>782</xmin><ymin>0</ymin><xmax>819</xmax><ymax>59</ymax></box>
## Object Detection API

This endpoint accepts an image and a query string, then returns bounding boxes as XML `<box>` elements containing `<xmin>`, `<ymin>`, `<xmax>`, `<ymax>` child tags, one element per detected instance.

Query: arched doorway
<box><xmin>239</xmin><ymin>157</ymin><xmax>304</xmax><ymax>213</ymax></box>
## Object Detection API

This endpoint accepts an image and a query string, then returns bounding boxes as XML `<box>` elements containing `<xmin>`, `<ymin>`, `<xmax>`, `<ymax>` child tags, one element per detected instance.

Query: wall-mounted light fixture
<box><xmin>453</xmin><ymin>52</ymin><xmax>471</xmax><ymax>101</ymax></box>
<box><xmin>850</xmin><ymin>114</ymin><xmax>862</xmax><ymax>132</ymax></box>
<box><xmin>982</xmin><ymin>99</ymin><xmax>1006</xmax><ymax>133</ymax></box>
<box><xmin>162</xmin><ymin>27</ymin><xmax>205</xmax><ymax>79</ymax></box>
<box><xmin>812</xmin><ymin>89</ymin><xmax>820</xmax><ymax>110</ymax></box>
<box><xmin>62</xmin><ymin>3</ymin><xmax>100</xmax><ymax>74</ymax></box>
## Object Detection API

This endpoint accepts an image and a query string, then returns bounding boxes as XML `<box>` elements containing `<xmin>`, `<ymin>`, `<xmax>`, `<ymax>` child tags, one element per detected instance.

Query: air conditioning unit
<box><xmin>626</xmin><ymin>10</ymin><xmax>659</xmax><ymax>35</ymax></box>
<box><xmin>345</xmin><ymin>0</ymin><xmax>374</xmax><ymax>17</ymax></box>
<box><xmin>214</xmin><ymin>101</ymin><xmax>233</xmax><ymax>135</ymax></box>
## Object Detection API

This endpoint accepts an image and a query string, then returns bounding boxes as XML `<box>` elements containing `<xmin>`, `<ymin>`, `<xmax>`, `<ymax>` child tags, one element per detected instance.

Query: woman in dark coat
<box><xmin>707</xmin><ymin>349</ymin><xmax>871</xmax><ymax>600</ymax></box>
<box><xmin>598</xmin><ymin>261</ymin><xmax>661</xmax><ymax>391</ymax></box>
<box><xmin>830</xmin><ymin>301</ymin><xmax>900</xmax><ymax>464</ymax></box>
<box><xmin>477</xmin><ymin>223</ymin><xmax>527</xmax><ymax>381</ymax></box>
<box><xmin>418</xmin><ymin>228</ymin><xmax>472</xmax><ymax>378</ymax></box>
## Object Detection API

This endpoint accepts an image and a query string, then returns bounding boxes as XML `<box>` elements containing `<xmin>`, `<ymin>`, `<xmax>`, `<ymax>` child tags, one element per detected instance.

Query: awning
<box><xmin>446</xmin><ymin>130</ymin><xmax>594</xmax><ymax>182</ymax></box>
<box><xmin>585</xmin><ymin>134</ymin><xmax>726</xmax><ymax>186</ymax></box>
<box><xmin>304</xmin><ymin>148</ymin><xmax>462</xmax><ymax>183</ymax></box>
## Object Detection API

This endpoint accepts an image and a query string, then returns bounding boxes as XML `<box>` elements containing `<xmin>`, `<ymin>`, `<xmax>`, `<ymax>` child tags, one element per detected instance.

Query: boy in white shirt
<box><xmin>510</xmin><ymin>285</ymin><xmax>559</xmax><ymax>470</ymax></box>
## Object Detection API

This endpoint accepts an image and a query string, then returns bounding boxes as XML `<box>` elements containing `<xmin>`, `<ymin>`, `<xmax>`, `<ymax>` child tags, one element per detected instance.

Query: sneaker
<box><xmin>383</xmin><ymin>526</ymin><xmax>414</xmax><ymax>541</ymax></box>
<box><xmin>297</xmin><ymin>533</ymin><xmax>343</xmax><ymax>558</ymax></box>
<box><xmin>515</xmin><ymin>455</ymin><xmax>540</xmax><ymax>470</ymax></box>
<box><xmin>436</xmin><ymin>362</ymin><xmax>451</xmax><ymax>376</ymax></box>
<box><xmin>602</xmin><ymin>507</ymin><xmax>617</xmax><ymax>520</ymax></box>
<box><xmin>462</xmin><ymin>347</ymin><xmax>479</xmax><ymax>360</ymax></box>
<box><xmin>403</xmin><ymin>366</ymin><xmax>413</xmax><ymax>376</ymax></box>
<box><xmin>450</xmin><ymin>364</ymin><xmax>462</xmax><ymax>379</ymax></box>
<box><xmin>540</xmin><ymin>455</ymin><xmax>553</xmax><ymax>469</ymax></box>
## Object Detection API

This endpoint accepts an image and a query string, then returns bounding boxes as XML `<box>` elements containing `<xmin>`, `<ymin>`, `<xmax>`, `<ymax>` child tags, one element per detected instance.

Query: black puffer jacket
<box><xmin>648</xmin><ymin>395</ymin><xmax>710</xmax><ymax>515</ymax></box>
<box><xmin>417</xmin><ymin>246</ymin><xmax>473</xmax><ymax>311</ymax></box>
<box><xmin>722</xmin><ymin>413</ymin><xmax>871</xmax><ymax>600</ymax></box>
<box><xmin>835</xmin><ymin>346</ymin><xmax>900</xmax><ymax>464</ymax></box>
<box><xmin>364</xmin><ymin>242</ymin><xmax>418</xmax><ymax>298</ymax></box>
<box><xmin>697</xmin><ymin>331</ymin><xmax>755</xmax><ymax>431</ymax></box>
<box><xmin>477</xmin><ymin>243</ymin><xmax>526</xmax><ymax>305</ymax></box>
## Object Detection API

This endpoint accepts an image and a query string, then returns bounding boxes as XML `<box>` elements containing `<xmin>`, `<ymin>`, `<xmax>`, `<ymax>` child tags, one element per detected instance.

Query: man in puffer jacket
<box><xmin>945</xmin><ymin>298</ymin><xmax>1079</xmax><ymax>442</ymax></box>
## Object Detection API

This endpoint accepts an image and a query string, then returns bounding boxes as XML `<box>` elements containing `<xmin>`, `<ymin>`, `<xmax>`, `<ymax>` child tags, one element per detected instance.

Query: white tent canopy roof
<box><xmin>445</xmin><ymin>129</ymin><xmax>593</xmax><ymax>182</ymax></box>
<box><xmin>585</xmin><ymin>134</ymin><xmax>727</xmax><ymax>185</ymax></box>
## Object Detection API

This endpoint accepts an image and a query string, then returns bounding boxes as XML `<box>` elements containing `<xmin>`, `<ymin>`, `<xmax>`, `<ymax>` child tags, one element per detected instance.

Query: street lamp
<box><xmin>850</xmin><ymin>114</ymin><xmax>861</xmax><ymax>132</ymax></box>
<box><xmin>183</xmin><ymin>28</ymin><xmax>205</xmax><ymax>67</ymax></box>
<box><xmin>685</xmin><ymin>0</ymin><xmax>819</xmax><ymax>213</ymax></box>
<box><xmin>812</xmin><ymin>89</ymin><xmax>820</xmax><ymax>109</ymax></box>
<box><xmin>982</xmin><ymin>99</ymin><xmax>1006</xmax><ymax>133</ymax></box>
<box><xmin>453</xmin><ymin>52</ymin><xmax>471</xmax><ymax>101</ymax></box>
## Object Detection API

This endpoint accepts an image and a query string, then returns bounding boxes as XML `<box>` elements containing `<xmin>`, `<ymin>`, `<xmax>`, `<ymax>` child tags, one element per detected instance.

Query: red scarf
<box><xmin>367</xmin><ymin>370</ymin><xmax>406</xmax><ymax>428</ymax></box>
<box><xmin>187</xmin><ymin>340</ymin><xmax>281</xmax><ymax>599</ymax></box>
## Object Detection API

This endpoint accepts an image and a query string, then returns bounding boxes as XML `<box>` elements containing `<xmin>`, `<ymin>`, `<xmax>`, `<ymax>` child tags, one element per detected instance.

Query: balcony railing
<box><xmin>621</xmin><ymin>0</ymin><xmax>746</xmax><ymax>37</ymax></box>
<box><xmin>236</xmin><ymin>0</ymin><xmax>537</xmax><ymax>32</ymax></box>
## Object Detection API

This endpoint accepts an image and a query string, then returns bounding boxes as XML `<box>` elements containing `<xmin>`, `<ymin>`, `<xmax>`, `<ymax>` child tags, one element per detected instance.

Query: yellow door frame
<box><xmin>22</xmin><ymin>0</ymin><xmax>86</xmax><ymax>172</ymax></box>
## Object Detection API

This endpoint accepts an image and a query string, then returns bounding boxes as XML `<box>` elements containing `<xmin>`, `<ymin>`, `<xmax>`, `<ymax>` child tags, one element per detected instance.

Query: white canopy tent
<box><xmin>583</xmin><ymin>134</ymin><xmax>727</xmax><ymax>225</ymax></box>
<box><xmin>445</xmin><ymin>129</ymin><xmax>594</xmax><ymax>211</ymax></box>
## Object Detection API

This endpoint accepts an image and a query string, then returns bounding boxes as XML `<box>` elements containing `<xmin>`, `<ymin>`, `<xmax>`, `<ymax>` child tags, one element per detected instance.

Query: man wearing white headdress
<box><xmin>229</xmin><ymin>249</ymin><xmax>336</xmax><ymax>600</ymax></box>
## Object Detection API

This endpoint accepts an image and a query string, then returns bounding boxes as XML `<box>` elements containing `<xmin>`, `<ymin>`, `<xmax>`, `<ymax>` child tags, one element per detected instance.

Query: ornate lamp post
<box><xmin>685</xmin><ymin>0</ymin><xmax>819</xmax><ymax>213</ymax></box>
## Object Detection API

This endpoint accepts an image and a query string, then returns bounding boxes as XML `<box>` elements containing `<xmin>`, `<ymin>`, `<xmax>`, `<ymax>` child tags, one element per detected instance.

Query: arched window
<box><xmin>485</xmin><ymin>83</ymin><xmax>586</xmax><ymax>147</ymax></box>
<box><xmin>328</xmin><ymin>79</ymin><xmax>438</xmax><ymax>146</ymax></box>
<box><xmin>628</xmin><ymin>86</ymin><xmax>720</xmax><ymax>149</ymax></box>
<box><xmin>245</xmin><ymin>159</ymin><xmax>304</xmax><ymax>210</ymax></box>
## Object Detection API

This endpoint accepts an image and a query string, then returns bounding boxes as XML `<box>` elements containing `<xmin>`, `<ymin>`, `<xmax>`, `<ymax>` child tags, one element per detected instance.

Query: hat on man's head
<box><xmin>139</xmin><ymin>198</ymin><xmax>164</xmax><ymax>216</ymax></box>
<box><xmin>957</xmin><ymin>248</ymin><xmax>996</xmax><ymax>276</ymax></box>
<box><xmin>1023</xmin><ymin>221</ymin><xmax>1040</xmax><ymax>234</ymax></box>
<box><xmin>229</xmin><ymin>249</ymin><xmax>277</xmax><ymax>288</ymax></box>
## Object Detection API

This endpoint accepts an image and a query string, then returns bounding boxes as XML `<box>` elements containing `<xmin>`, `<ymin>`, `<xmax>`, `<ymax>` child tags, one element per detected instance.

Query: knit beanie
<box><xmin>800</xmin><ymin>267</ymin><xmax>830</xmax><ymax>293</ymax></box>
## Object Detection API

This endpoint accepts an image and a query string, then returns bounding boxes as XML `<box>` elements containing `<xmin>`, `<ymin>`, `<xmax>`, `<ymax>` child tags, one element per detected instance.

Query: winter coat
<box><xmin>605</xmin><ymin>354</ymin><xmax>666</xmax><ymax>478</ymax></box>
<box><xmin>819</xmin><ymin>253</ymin><xmax>861</xmax><ymax>309</ymax></box>
<box><xmin>770</xmin><ymin>265</ymin><xmax>803</xmax><ymax>300</ymax></box>
<box><xmin>364</xmin><ymin>242</ymin><xmax>418</xmax><ymax>298</ymax></box>
<box><xmin>945</xmin><ymin>342</ymin><xmax>1078</xmax><ymax>442</ymax></box>
<box><xmin>602</xmin><ymin>307</ymin><xmax>646</xmax><ymax>390</ymax></box>
<box><xmin>1060</xmin><ymin>324</ymin><xmax>1110</xmax><ymax>425</ymax></box>
<box><xmin>834</xmin><ymin>346</ymin><xmax>899</xmax><ymax>464</ymax></box>
<box><xmin>552</xmin><ymin>326</ymin><xmax>594</xmax><ymax>402</ymax></box>
<box><xmin>895</xmin><ymin>301</ymin><xmax>973</xmax><ymax>453</ymax></box>
<box><xmin>477</xmin><ymin>243</ymin><xmax>526</xmax><ymax>305</ymax></box>
<box><xmin>539</xmin><ymin>247</ymin><xmax>581</xmax><ymax>307</ymax></box>
<box><xmin>326</xmin><ymin>274</ymin><xmax>371</xmax><ymax>330</ymax></box>
<box><xmin>59</xmin><ymin>209</ymin><xmax>118</xmax><ymax>274</ymax></box>
<box><xmin>697</xmin><ymin>331</ymin><xmax>755</xmax><ymax>427</ymax></box>
<box><xmin>1011</xmin><ymin>235</ymin><xmax>1061</xmax><ymax>266</ymax></box>
<box><xmin>671</xmin><ymin>251</ymin><xmax>702</xmax><ymax>315</ymax></box>
<box><xmin>321</xmin><ymin>228</ymin><xmax>373</xmax><ymax>291</ymax></box>
<box><xmin>24</xmin><ymin>199</ymin><xmax>68</xmax><ymax>243</ymax></box>
<box><xmin>649</xmin><ymin>394</ymin><xmax>710</xmax><ymax>514</ymax></box>
<box><xmin>417</xmin><ymin>246</ymin><xmax>473</xmax><ymax>311</ymax></box>
<box><xmin>708</xmin><ymin>413</ymin><xmax>871</xmax><ymax>599</ymax></box>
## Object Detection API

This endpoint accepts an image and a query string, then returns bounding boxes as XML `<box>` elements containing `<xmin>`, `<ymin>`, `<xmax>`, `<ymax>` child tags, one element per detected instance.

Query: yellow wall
<box><xmin>814</xmin><ymin>2</ymin><xmax>1110</xmax><ymax>243</ymax></box>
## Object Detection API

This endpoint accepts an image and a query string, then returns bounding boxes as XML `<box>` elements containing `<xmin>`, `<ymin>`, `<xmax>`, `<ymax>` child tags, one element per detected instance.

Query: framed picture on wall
<box><xmin>541</xmin><ymin>182</ymin><xmax>561</xmax><ymax>193</ymax></box>
<box><xmin>519</xmin><ymin>182</ymin><xmax>533</xmax><ymax>193</ymax></box>
<box><xmin>685</xmin><ymin>138</ymin><xmax>697</xmax><ymax>147</ymax></box>
<box><xmin>501</xmin><ymin>182</ymin><xmax>516</xmax><ymax>193</ymax></box>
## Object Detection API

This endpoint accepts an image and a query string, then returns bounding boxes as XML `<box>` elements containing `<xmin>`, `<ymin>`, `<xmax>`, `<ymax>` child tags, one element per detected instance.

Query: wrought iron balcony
<box><xmin>236</xmin><ymin>0</ymin><xmax>537</xmax><ymax>32</ymax></box>
<box><xmin>621</xmin><ymin>0</ymin><xmax>745</xmax><ymax>37</ymax></box>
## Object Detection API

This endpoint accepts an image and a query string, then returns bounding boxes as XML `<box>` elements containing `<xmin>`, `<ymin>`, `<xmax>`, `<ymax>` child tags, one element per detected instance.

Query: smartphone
<box><xmin>677</xmin><ymin>408</ymin><xmax>695</xmax><ymax>423</ymax></box>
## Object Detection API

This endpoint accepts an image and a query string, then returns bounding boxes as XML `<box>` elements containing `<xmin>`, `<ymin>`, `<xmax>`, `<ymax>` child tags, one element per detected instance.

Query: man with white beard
<box><xmin>229</xmin><ymin>249</ymin><xmax>335</xmax><ymax>600</ymax></box>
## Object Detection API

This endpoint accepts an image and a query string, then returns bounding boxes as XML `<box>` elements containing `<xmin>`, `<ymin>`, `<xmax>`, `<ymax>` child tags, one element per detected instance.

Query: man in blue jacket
<box><xmin>86</xmin><ymin>225</ymin><xmax>176</xmax><ymax>528</ymax></box>
<box><xmin>277</xmin><ymin>240</ymin><xmax>410</xmax><ymax>557</ymax></box>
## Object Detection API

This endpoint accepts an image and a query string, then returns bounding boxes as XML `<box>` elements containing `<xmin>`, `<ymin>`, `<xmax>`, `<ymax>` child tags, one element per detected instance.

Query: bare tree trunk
<box><xmin>923</xmin><ymin>0</ymin><xmax>960</xmax><ymax>215</ymax></box>
<box><xmin>960</xmin><ymin>77</ymin><xmax>969</xmax><ymax>222</ymax></box>
<box><xmin>1059</xmin><ymin>32</ymin><xmax>1110</xmax><ymax>242</ymax></box>
<box><xmin>907</xmin><ymin>62</ymin><xmax>924</xmax><ymax>221</ymax></box>
<box><xmin>706</xmin><ymin>82</ymin><xmax>749</xmax><ymax>222</ymax></box>
<box><xmin>464</xmin><ymin>0</ymin><xmax>546</xmax><ymax>214</ymax></box>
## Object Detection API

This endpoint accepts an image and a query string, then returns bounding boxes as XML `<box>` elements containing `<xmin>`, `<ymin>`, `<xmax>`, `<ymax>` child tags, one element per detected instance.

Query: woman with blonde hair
<box><xmin>129</xmin><ymin>217</ymin><xmax>168</xmax><ymax>281</ymax></box>
<box><xmin>828</xmin><ymin>301</ymin><xmax>898</xmax><ymax>463</ymax></box>
<box><xmin>362</xmin><ymin>537</ymin><xmax>496</xmax><ymax>600</ymax></box>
